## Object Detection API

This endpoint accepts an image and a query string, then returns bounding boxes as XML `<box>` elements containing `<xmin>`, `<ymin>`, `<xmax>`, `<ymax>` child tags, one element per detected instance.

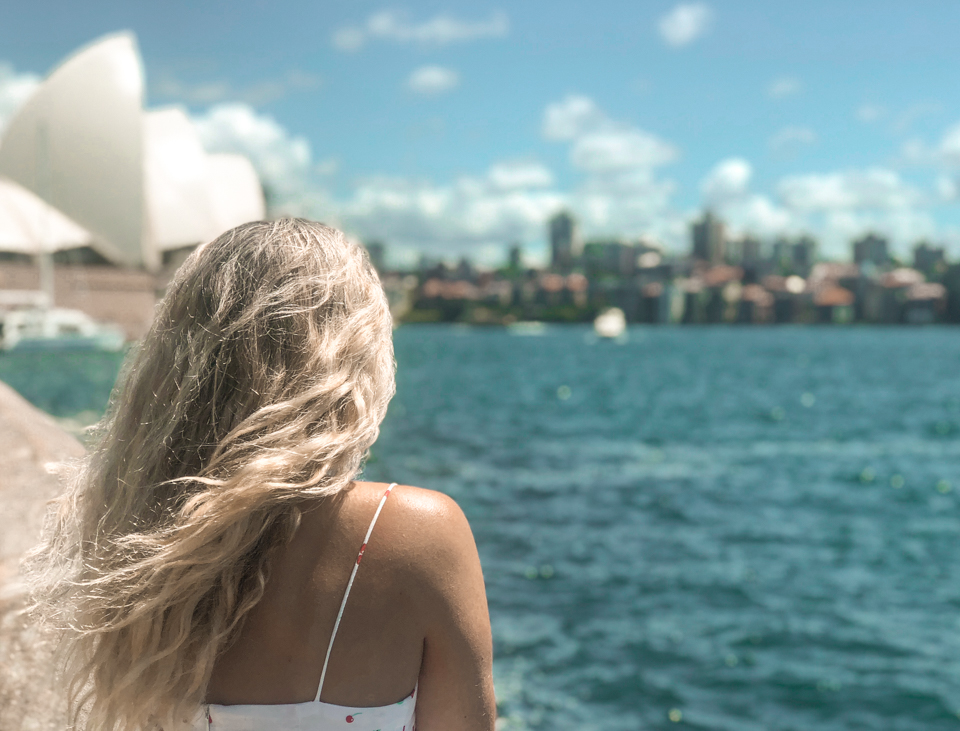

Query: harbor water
<box><xmin>4</xmin><ymin>326</ymin><xmax>960</xmax><ymax>730</ymax></box>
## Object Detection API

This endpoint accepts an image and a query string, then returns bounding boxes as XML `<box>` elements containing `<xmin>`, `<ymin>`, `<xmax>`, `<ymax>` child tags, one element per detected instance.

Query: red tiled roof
<box><xmin>881</xmin><ymin>268</ymin><xmax>924</xmax><ymax>289</ymax></box>
<box><xmin>814</xmin><ymin>285</ymin><xmax>854</xmax><ymax>307</ymax></box>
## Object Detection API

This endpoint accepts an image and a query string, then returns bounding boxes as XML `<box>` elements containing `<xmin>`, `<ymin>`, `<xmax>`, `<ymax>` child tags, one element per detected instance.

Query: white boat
<box><xmin>593</xmin><ymin>307</ymin><xmax>627</xmax><ymax>338</ymax></box>
<box><xmin>0</xmin><ymin>306</ymin><xmax>125</xmax><ymax>352</ymax></box>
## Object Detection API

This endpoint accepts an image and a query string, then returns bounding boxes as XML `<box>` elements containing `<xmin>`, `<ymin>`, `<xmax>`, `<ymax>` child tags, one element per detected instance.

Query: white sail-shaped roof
<box><xmin>0</xmin><ymin>177</ymin><xmax>92</xmax><ymax>253</ymax></box>
<box><xmin>143</xmin><ymin>107</ymin><xmax>217</xmax><ymax>251</ymax></box>
<box><xmin>205</xmin><ymin>154</ymin><xmax>265</xmax><ymax>237</ymax></box>
<box><xmin>0</xmin><ymin>33</ymin><xmax>147</xmax><ymax>267</ymax></box>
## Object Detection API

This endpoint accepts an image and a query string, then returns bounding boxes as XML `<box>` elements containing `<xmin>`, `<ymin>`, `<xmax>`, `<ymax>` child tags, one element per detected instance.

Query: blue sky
<box><xmin>3</xmin><ymin>1</ymin><xmax>960</xmax><ymax>265</ymax></box>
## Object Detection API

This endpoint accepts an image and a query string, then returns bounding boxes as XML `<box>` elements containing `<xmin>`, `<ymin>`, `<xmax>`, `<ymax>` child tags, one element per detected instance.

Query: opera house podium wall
<box><xmin>0</xmin><ymin>261</ymin><xmax>159</xmax><ymax>341</ymax></box>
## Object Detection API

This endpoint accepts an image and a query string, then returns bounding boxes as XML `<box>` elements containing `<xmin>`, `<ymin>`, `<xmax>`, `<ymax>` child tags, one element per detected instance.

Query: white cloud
<box><xmin>658</xmin><ymin>3</ymin><xmax>712</xmax><ymax>48</ymax></box>
<box><xmin>332</xmin><ymin>27</ymin><xmax>367</xmax><ymax>52</ymax></box>
<box><xmin>894</xmin><ymin>102</ymin><xmax>942</xmax><ymax>133</ymax></box>
<box><xmin>818</xmin><ymin>209</ymin><xmax>937</xmax><ymax>256</ymax></box>
<box><xmin>191</xmin><ymin>103</ymin><xmax>320</xmax><ymax>213</ymax></box>
<box><xmin>0</xmin><ymin>63</ymin><xmax>40</xmax><ymax>134</ymax></box>
<box><xmin>178</xmin><ymin>86</ymin><xmax>945</xmax><ymax>261</ymax></box>
<box><xmin>542</xmin><ymin>94</ymin><xmax>677</xmax><ymax>175</ymax></box>
<box><xmin>769</xmin><ymin>126</ymin><xmax>817</xmax><ymax>153</ymax></box>
<box><xmin>333</xmin><ymin>10</ymin><xmax>509</xmax><ymax>51</ymax></box>
<box><xmin>700</xmin><ymin>158</ymin><xmax>794</xmax><ymax>238</ymax></box>
<box><xmin>541</xmin><ymin>94</ymin><xmax>684</xmax><ymax>242</ymax></box>
<box><xmin>315</xmin><ymin>158</ymin><xmax>339</xmax><ymax>176</ymax></box>
<box><xmin>777</xmin><ymin>168</ymin><xmax>922</xmax><ymax>212</ymax></box>
<box><xmin>700</xmin><ymin>163</ymin><xmax>934</xmax><ymax>255</ymax></box>
<box><xmin>488</xmin><ymin>161</ymin><xmax>554</xmax><ymax>190</ymax></box>
<box><xmin>768</xmin><ymin>77</ymin><xmax>801</xmax><ymax>99</ymax></box>
<box><xmin>897</xmin><ymin>120</ymin><xmax>960</xmax><ymax>168</ymax></box>
<box><xmin>340</xmin><ymin>165</ymin><xmax>566</xmax><ymax>252</ymax></box>
<box><xmin>938</xmin><ymin>122</ymin><xmax>960</xmax><ymax>166</ymax></box>
<box><xmin>857</xmin><ymin>104</ymin><xmax>884</xmax><ymax>123</ymax></box>
<box><xmin>542</xmin><ymin>95</ymin><xmax>606</xmax><ymax>141</ymax></box>
<box><xmin>571</xmin><ymin>128</ymin><xmax>677</xmax><ymax>174</ymax></box>
<box><xmin>154</xmin><ymin>70</ymin><xmax>320</xmax><ymax>107</ymax></box>
<box><xmin>702</xmin><ymin>158</ymin><xmax>752</xmax><ymax>203</ymax></box>
<box><xmin>406</xmin><ymin>66</ymin><xmax>459</xmax><ymax>95</ymax></box>
<box><xmin>938</xmin><ymin>175</ymin><xmax>957</xmax><ymax>201</ymax></box>
<box><xmin>735</xmin><ymin>195</ymin><xmax>794</xmax><ymax>236</ymax></box>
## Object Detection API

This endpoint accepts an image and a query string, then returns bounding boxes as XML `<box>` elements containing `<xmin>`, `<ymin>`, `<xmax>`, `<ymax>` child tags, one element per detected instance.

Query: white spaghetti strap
<box><xmin>314</xmin><ymin>483</ymin><xmax>397</xmax><ymax>703</ymax></box>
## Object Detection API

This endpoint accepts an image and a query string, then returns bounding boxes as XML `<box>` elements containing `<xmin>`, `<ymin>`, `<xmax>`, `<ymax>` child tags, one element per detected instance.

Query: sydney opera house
<box><xmin>0</xmin><ymin>33</ymin><xmax>264</xmax><ymax>337</ymax></box>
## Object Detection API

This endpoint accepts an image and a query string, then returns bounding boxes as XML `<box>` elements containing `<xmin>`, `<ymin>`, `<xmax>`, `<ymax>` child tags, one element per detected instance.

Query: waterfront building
<box><xmin>853</xmin><ymin>233</ymin><xmax>890</xmax><ymax>269</ymax></box>
<box><xmin>942</xmin><ymin>264</ymin><xmax>960</xmax><ymax>322</ymax></box>
<box><xmin>763</xmin><ymin>274</ymin><xmax>812</xmax><ymax>324</ymax></box>
<box><xmin>582</xmin><ymin>239</ymin><xmax>636</xmax><ymax>278</ymax></box>
<box><xmin>737</xmin><ymin>284</ymin><xmax>774</xmax><ymax>324</ymax></box>
<box><xmin>454</xmin><ymin>256</ymin><xmax>476</xmax><ymax>282</ymax></box>
<box><xmin>877</xmin><ymin>268</ymin><xmax>925</xmax><ymax>323</ymax></box>
<box><xmin>913</xmin><ymin>241</ymin><xmax>946</xmax><ymax>277</ymax></box>
<box><xmin>691</xmin><ymin>211</ymin><xmax>725</xmax><ymax>264</ymax></box>
<box><xmin>549</xmin><ymin>210</ymin><xmax>580</xmax><ymax>272</ymax></box>
<box><xmin>639</xmin><ymin>281</ymin><xmax>679</xmax><ymax>324</ymax></box>
<box><xmin>792</xmin><ymin>236</ymin><xmax>817</xmax><ymax>276</ymax></box>
<box><xmin>772</xmin><ymin>238</ymin><xmax>792</xmax><ymax>273</ymax></box>
<box><xmin>903</xmin><ymin>282</ymin><xmax>947</xmax><ymax>324</ymax></box>
<box><xmin>679</xmin><ymin>278</ymin><xmax>706</xmax><ymax>324</ymax></box>
<box><xmin>740</xmin><ymin>235</ymin><xmax>762</xmax><ymax>264</ymax></box>
<box><xmin>508</xmin><ymin>243</ymin><xmax>523</xmax><ymax>271</ymax></box>
<box><xmin>813</xmin><ymin>285</ymin><xmax>855</xmax><ymax>324</ymax></box>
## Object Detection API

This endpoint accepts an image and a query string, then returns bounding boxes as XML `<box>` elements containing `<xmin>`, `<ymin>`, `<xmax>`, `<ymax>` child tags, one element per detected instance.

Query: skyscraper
<box><xmin>549</xmin><ymin>210</ymin><xmax>580</xmax><ymax>271</ymax></box>
<box><xmin>853</xmin><ymin>233</ymin><xmax>889</xmax><ymax>269</ymax></box>
<box><xmin>792</xmin><ymin>236</ymin><xmax>817</xmax><ymax>276</ymax></box>
<box><xmin>914</xmin><ymin>241</ymin><xmax>945</xmax><ymax>275</ymax></box>
<box><xmin>740</xmin><ymin>235</ymin><xmax>761</xmax><ymax>263</ymax></box>
<box><xmin>691</xmin><ymin>211</ymin><xmax>725</xmax><ymax>264</ymax></box>
<box><xmin>508</xmin><ymin>243</ymin><xmax>523</xmax><ymax>270</ymax></box>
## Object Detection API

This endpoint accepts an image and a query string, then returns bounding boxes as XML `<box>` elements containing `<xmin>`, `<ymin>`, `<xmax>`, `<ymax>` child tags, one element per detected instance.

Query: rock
<box><xmin>0</xmin><ymin>380</ymin><xmax>83</xmax><ymax>730</ymax></box>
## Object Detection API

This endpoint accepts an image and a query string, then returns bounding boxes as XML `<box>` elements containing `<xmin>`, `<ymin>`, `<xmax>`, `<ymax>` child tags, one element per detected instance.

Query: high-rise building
<box><xmin>792</xmin><ymin>236</ymin><xmax>817</xmax><ymax>276</ymax></box>
<box><xmin>691</xmin><ymin>211</ymin><xmax>725</xmax><ymax>264</ymax></box>
<box><xmin>582</xmin><ymin>239</ymin><xmax>636</xmax><ymax>278</ymax></box>
<box><xmin>740</xmin><ymin>235</ymin><xmax>761</xmax><ymax>263</ymax></box>
<box><xmin>549</xmin><ymin>210</ymin><xmax>580</xmax><ymax>271</ymax></box>
<box><xmin>853</xmin><ymin>233</ymin><xmax>889</xmax><ymax>269</ymax></box>
<box><xmin>914</xmin><ymin>241</ymin><xmax>946</xmax><ymax>275</ymax></box>
<box><xmin>508</xmin><ymin>243</ymin><xmax>523</xmax><ymax>270</ymax></box>
<box><xmin>772</xmin><ymin>237</ymin><xmax>791</xmax><ymax>270</ymax></box>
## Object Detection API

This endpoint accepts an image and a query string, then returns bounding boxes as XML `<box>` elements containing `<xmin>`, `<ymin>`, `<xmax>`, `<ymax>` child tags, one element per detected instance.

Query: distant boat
<box><xmin>0</xmin><ymin>306</ymin><xmax>125</xmax><ymax>352</ymax></box>
<box><xmin>507</xmin><ymin>321</ymin><xmax>547</xmax><ymax>336</ymax></box>
<box><xmin>593</xmin><ymin>307</ymin><xmax>626</xmax><ymax>339</ymax></box>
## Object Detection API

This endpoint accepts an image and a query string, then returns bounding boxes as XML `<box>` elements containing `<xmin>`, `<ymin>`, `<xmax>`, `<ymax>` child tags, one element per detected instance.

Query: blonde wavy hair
<box><xmin>25</xmin><ymin>219</ymin><xmax>396</xmax><ymax>730</ymax></box>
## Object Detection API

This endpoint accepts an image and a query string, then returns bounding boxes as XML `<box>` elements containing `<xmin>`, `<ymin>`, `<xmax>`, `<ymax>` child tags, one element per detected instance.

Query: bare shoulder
<box><xmin>350</xmin><ymin>484</ymin><xmax>495</xmax><ymax>729</ymax></box>
<box><xmin>348</xmin><ymin>482</ymin><xmax>479</xmax><ymax>587</ymax></box>
<box><xmin>350</xmin><ymin>481</ymin><xmax>474</xmax><ymax>554</ymax></box>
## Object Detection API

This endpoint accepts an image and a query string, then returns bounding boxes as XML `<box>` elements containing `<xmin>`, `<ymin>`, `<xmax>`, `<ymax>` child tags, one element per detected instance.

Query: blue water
<box><xmin>5</xmin><ymin>327</ymin><xmax>960</xmax><ymax>730</ymax></box>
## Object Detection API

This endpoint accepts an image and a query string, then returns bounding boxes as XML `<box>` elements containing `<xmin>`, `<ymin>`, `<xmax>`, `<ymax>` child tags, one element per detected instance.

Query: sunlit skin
<box><xmin>207</xmin><ymin>480</ymin><xmax>496</xmax><ymax>730</ymax></box>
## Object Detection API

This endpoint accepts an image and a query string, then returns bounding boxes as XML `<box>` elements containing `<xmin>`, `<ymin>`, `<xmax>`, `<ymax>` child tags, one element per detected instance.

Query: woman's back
<box><xmin>25</xmin><ymin>221</ymin><xmax>494</xmax><ymax>730</ymax></box>
<box><xmin>205</xmin><ymin>481</ymin><xmax>495</xmax><ymax>729</ymax></box>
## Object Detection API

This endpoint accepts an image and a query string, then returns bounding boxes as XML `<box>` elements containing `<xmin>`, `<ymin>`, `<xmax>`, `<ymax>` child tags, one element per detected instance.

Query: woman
<box><xmin>26</xmin><ymin>219</ymin><xmax>496</xmax><ymax>730</ymax></box>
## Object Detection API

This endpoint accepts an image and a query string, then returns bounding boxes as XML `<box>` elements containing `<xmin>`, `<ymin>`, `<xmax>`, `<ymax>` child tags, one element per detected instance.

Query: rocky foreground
<box><xmin>0</xmin><ymin>381</ymin><xmax>83</xmax><ymax>730</ymax></box>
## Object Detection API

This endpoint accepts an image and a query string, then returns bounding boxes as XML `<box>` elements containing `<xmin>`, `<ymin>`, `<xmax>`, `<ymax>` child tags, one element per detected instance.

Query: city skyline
<box><xmin>3</xmin><ymin>3</ymin><xmax>960</xmax><ymax>264</ymax></box>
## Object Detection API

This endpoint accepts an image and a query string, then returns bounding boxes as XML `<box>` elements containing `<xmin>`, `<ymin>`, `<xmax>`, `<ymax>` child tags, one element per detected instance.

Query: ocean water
<box><xmin>4</xmin><ymin>326</ymin><xmax>960</xmax><ymax>730</ymax></box>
